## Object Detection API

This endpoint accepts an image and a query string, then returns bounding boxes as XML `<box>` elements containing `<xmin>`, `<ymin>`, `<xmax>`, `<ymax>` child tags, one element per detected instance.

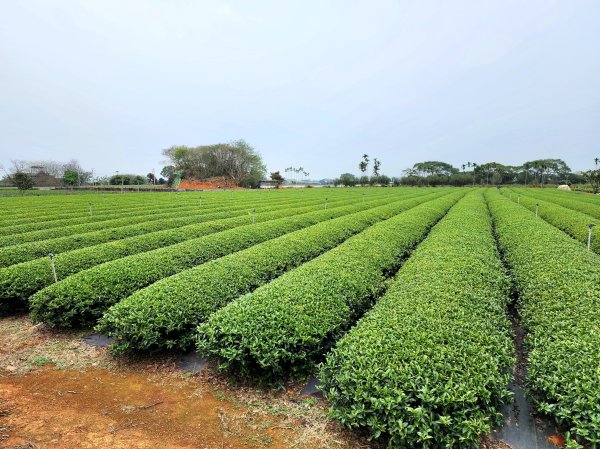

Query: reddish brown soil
<box><xmin>0</xmin><ymin>315</ymin><xmax>524</xmax><ymax>449</ymax></box>
<box><xmin>0</xmin><ymin>368</ymin><xmax>289</xmax><ymax>449</ymax></box>
<box><xmin>548</xmin><ymin>434</ymin><xmax>566</xmax><ymax>447</ymax></box>
<box><xmin>179</xmin><ymin>177</ymin><xmax>243</xmax><ymax>190</ymax></box>
<box><xmin>0</xmin><ymin>315</ymin><xmax>373</xmax><ymax>449</ymax></box>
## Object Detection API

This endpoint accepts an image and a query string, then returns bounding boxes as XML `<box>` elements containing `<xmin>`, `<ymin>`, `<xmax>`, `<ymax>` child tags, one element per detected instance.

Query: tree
<box><xmin>162</xmin><ymin>140</ymin><xmax>266</xmax><ymax>188</ymax></box>
<box><xmin>412</xmin><ymin>161</ymin><xmax>457</xmax><ymax>177</ymax></box>
<box><xmin>583</xmin><ymin>169</ymin><xmax>600</xmax><ymax>194</ymax></box>
<box><xmin>359</xmin><ymin>154</ymin><xmax>369</xmax><ymax>174</ymax></box>
<box><xmin>147</xmin><ymin>173</ymin><xmax>156</xmax><ymax>184</ymax></box>
<box><xmin>372</xmin><ymin>158</ymin><xmax>381</xmax><ymax>177</ymax></box>
<box><xmin>12</xmin><ymin>172</ymin><xmax>34</xmax><ymax>191</ymax></box>
<box><xmin>524</xmin><ymin>159</ymin><xmax>570</xmax><ymax>185</ymax></box>
<box><xmin>62</xmin><ymin>169</ymin><xmax>79</xmax><ymax>186</ymax></box>
<box><xmin>334</xmin><ymin>173</ymin><xmax>358</xmax><ymax>187</ymax></box>
<box><xmin>109</xmin><ymin>174</ymin><xmax>146</xmax><ymax>185</ymax></box>
<box><xmin>270</xmin><ymin>171</ymin><xmax>284</xmax><ymax>188</ymax></box>
<box><xmin>372</xmin><ymin>175</ymin><xmax>390</xmax><ymax>186</ymax></box>
<box><xmin>161</xmin><ymin>166</ymin><xmax>175</xmax><ymax>179</ymax></box>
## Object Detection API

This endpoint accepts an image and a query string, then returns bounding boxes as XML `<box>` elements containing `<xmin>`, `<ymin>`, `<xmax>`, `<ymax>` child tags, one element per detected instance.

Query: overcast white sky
<box><xmin>1</xmin><ymin>0</ymin><xmax>598</xmax><ymax>178</ymax></box>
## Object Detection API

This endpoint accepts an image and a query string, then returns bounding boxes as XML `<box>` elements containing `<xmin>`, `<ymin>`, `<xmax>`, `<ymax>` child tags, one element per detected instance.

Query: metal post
<box><xmin>588</xmin><ymin>224</ymin><xmax>596</xmax><ymax>252</ymax></box>
<box><xmin>252</xmin><ymin>208</ymin><xmax>256</xmax><ymax>224</ymax></box>
<box><xmin>518</xmin><ymin>195</ymin><xmax>520</xmax><ymax>205</ymax></box>
<box><xmin>48</xmin><ymin>253</ymin><xmax>57</xmax><ymax>283</ymax></box>
<box><xmin>362</xmin><ymin>193</ymin><xmax>365</xmax><ymax>203</ymax></box>
<box><xmin>88</xmin><ymin>202</ymin><xmax>93</xmax><ymax>216</ymax></box>
<box><xmin>325</xmin><ymin>198</ymin><xmax>328</xmax><ymax>209</ymax></box>
<box><xmin>535</xmin><ymin>203</ymin><xmax>539</xmax><ymax>220</ymax></box>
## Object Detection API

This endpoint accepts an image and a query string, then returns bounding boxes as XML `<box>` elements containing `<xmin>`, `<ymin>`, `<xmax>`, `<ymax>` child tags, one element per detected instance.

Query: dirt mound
<box><xmin>178</xmin><ymin>176</ymin><xmax>243</xmax><ymax>190</ymax></box>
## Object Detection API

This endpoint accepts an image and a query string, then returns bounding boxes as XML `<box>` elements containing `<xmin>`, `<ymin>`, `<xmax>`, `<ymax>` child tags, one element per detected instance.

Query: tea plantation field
<box><xmin>1</xmin><ymin>187</ymin><xmax>598</xmax><ymax>448</ymax></box>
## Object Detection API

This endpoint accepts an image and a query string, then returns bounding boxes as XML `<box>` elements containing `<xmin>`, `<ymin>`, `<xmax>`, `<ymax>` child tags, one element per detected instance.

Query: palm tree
<box><xmin>462</xmin><ymin>164</ymin><xmax>466</xmax><ymax>173</ymax></box>
<box><xmin>595</xmin><ymin>157</ymin><xmax>599</xmax><ymax>168</ymax></box>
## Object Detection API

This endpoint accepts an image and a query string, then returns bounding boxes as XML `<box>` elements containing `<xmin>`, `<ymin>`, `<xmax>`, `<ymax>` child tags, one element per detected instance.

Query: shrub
<box><xmin>97</xmin><ymin>190</ymin><xmax>448</xmax><ymax>353</ymax></box>
<box><xmin>320</xmin><ymin>191</ymin><xmax>514</xmax><ymax>448</ymax></box>
<box><xmin>500</xmin><ymin>189</ymin><xmax>599</xmax><ymax>254</ymax></box>
<box><xmin>508</xmin><ymin>188</ymin><xmax>600</xmax><ymax>220</ymax></box>
<box><xmin>0</xmin><ymin>193</ymin><xmax>337</xmax><ymax>267</ymax></box>
<box><xmin>28</xmin><ymin>194</ymin><xmax>413</xmax><ymax>327</ymax></box>
<box><xmin>486</xmin><ymin>189</ymin><xmax>600</xmax><ymax>446</ymax></box>
<box><xmin>196</xmin><ymin>191</ymin><xmax>464</xmax><ymax>382</ymax></box>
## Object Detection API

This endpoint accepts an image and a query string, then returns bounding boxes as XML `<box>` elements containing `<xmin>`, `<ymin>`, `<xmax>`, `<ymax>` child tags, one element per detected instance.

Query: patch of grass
<box><xmin>31</xmin><ymin>355</ymin><xmax>52</xmax><ymax>366</ymax></box>
<box><xmin>301</xmin><ymin>397</ymin><xmax>317</xmax><ymax>407</ymax></box>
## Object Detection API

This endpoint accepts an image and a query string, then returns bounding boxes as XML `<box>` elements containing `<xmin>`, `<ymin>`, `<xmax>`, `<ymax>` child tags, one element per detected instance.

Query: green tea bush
<box><xmin>97</xmin><ymin>191</ymin><xmax>447</xmax><ymax>353</ymax></box>
<box><xmin>487</xmin><ymin>189</ymin><xmax>600</xmax><ymax>446</ymax></box>
<box><xmin>29</xmin><ymin>197</ymin><xmax>412</xmax><ymax>327</ymax></box>
<box><xmin>0</xmin><ymin>195</ymin><xmax>197</xmax><ymax>229</ymax></box>
<box><xmin>0</xmin><ymin>192</ymin><xmax>411</xmax><ymax>310</ymax></box>
<box><xmin>0</xmin><ymin>197</ymin><xmax>232</xmax><ymax>237</ymax></box>
<box><xmin>511</xmin><ymin>188</ymin><xmax>600</xmax><ymax>220</ymax></box>
<box><xmin>196</xmin><ymin>191</ymin><xmax>464</xmax><ymax>382</ymax></box>
<box><xmin>0</xmin><ymin>193</ymin><xmax>344</xmax><ymax>267</ymax></box>
<box><xmin>500</xmin><ymin>190</ymin><xmax>599</xmax><ymax>254</ymax></box>
<box><xmin>320</xmin><ymin>191</ymin><xmax>514</xmax><ymax>448</ymax></box>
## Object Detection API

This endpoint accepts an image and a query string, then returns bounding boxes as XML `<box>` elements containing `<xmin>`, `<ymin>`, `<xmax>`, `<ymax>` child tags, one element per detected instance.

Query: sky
<box><xmin>0</xmin><ymin>0</ymin><xmax>599</xmax><ymax>179</ymax></box>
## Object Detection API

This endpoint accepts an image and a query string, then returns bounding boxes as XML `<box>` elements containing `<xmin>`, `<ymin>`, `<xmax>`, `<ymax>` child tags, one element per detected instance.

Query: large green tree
<box><xmin>62</xmin><ymin>169</ymin><xmax>79</xmax><ymax>186</ymax></box>
<box><xmin>523</xmin><ymin>159</ymin><xmax>570</xmax><ymax>185</ymax></box>
<box><xmin>412</xmin><ymin>161</ymin><xmax>457</xmax><ymax>177</ymax></box>
<box><xmin>162</xmin><ymin>140</ymin><xmax>266</xmax><ymax>188</ymax></box>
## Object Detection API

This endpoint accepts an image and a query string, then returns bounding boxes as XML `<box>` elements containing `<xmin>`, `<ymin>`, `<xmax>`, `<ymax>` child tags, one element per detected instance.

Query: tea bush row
<box><xmin>196</xmin><ymin>191</ymin><xmax>465</xmax><ymax>383</ymax></box>
<box><xmin>29</xmin><ymin>194</ymin><xmax>428</xmax><ymax>327</ymax></box>
<box><xmin>0</xmin><ymin>192</ymin><xmax>414</xmax><ymax>309</ymax></box>
<box><xmin>320</xmin><ymin>191</ymin><xmax>514</xmax><ymax>448</ymax></box>
<box><xmin>97</xmin><ymin>191</ymin><xmax>449</xmax><ymax>354</ymax></box>
<box><xmin>487</xmin><ymin>190</ymin><xmax>600</xmax><ymax>446</ymax></box>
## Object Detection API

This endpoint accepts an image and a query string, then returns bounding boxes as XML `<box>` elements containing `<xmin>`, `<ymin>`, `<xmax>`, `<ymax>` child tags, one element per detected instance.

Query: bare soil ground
<box><xmin>1</xmin><ymin>314</ymin><xmax>517</xmax><ymax>449</ymax></box>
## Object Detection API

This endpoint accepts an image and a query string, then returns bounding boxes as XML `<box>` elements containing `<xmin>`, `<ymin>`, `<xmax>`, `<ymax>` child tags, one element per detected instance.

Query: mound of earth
<box><xmin>178</xmin><ymin>176</ymin><xmax>243</xmax><ymax>190</ymax></box>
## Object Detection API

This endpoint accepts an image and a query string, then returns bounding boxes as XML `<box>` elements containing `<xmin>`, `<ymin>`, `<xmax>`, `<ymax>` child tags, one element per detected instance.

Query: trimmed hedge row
<box><xmin>0</xmin><ymin>196</ymin><xmax>276</xmax><ymax>237</ymax></box>
<box><xmin>320</xmin><ymin>191</ymin><xmax>514</xmax><ymax>448</ymax></box>
<box><xmin>500</xmin><ymin>190</ymin><xmax>599</xmax><ymax>254</ymax></box>
<box><xmin>195</xmin><ymin>191</ymin><xmax>465</xmax><ymax>382</ymax></box>
<box><xmin>29</xmin><ymin>193</ymin><xmax>429</xmax><ymax>327</ymax></box>
<box><xmin>97</xmin><ymin>191</ymin><xmax>450</xmax><ymax>354</ymax></box>
<box><xmin>487</xmin><ymin>189</ymin><xmax>600</xmax><ymax>446</ymax></box>
<box><xmin>510</xmin><ymin>188</ymin><xmax>600</xmax><ymax>220</ymax></box>
<box><xmin>0</xmin><ymin>195</ymin><xmax>208</xmax><ymax>228</ymax></box>
<box><xmin>0</xmin><ymin>189</ymin><xmax>362</xmax><ymax>229</ymax></box>
<box><xmin>0</xmin><ymin>188</ymin><xmax>391</xmax><ymax>234</ymax></box>
<box><xmin>533</xmin><ymin>189</ymin><xmax>600</xmax><ymax>206</ymax></box>
<box><xmin>0</xmin><ymin>192</ymin><xmax>343</xmax><ymax>247</ymax></box>
<box><xmin>0</xmin><ymin>194</ymin><xmax>357</xmax><ymax>268</ymax></box>
<box><xmin>0</xmin><ymin>192</ymin><xmax>416</xmax><ymax>309</ymax></box>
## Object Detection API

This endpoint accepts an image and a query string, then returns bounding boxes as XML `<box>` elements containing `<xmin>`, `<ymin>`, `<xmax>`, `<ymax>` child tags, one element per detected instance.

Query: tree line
<box><xmin>333</xmin><ymin>156</ymin><xmax>599</xmax><ymax>189</ymax></box>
